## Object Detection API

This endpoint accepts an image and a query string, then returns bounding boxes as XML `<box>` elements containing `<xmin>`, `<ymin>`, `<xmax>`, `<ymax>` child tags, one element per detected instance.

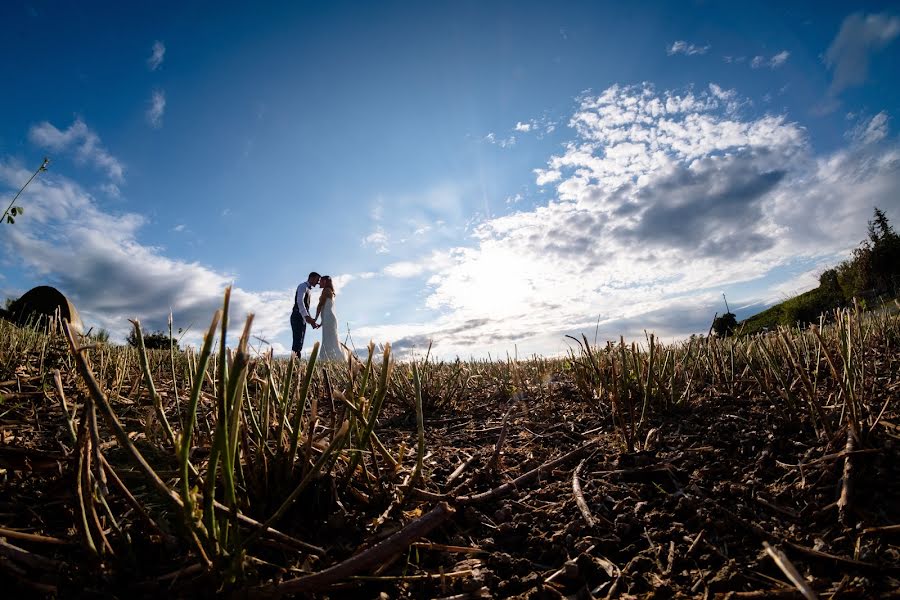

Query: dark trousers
<box><xmin>290</xmin><ymin>310</ymin><xmax>307</xmax><ymax>354</ymax></box>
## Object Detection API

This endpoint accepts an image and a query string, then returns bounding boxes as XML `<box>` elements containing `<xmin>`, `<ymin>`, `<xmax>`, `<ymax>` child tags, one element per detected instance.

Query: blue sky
<box><xmin>1</xmin><ymin>1</ymin><xmax>899</xmax><ymax>358</ymax></box>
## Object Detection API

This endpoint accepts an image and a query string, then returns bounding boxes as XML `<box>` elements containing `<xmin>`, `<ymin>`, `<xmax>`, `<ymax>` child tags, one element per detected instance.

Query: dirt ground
<box><xmin>1</xmin><ymin>358</ymin><xmax>899</xmax><ymax>598</ymax></box>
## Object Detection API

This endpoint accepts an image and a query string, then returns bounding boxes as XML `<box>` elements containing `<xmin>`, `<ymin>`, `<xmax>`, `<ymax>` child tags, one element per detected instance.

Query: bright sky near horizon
<box><xmin>1</xmin><ymin>1</ymin><xmax>899</xmax><ymax>358</ymax></box>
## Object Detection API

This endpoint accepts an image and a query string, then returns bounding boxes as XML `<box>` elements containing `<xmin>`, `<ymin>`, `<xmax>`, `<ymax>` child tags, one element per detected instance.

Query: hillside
<box><xmin>738</xmin><ymin>208</ymin><xmax>900</xmax><ymax>336</ymax></box>
<box><xmin>739</xmin><ymin>284</ymin><xmax>841</xmax><ymax>336</ymax></box>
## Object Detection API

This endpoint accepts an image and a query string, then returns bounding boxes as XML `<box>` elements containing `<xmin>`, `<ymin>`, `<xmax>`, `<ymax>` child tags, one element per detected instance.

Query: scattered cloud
<box><xmin>362</xmin><ymin>226</ymin><xmax>390</xmax><ymax>253</ymax></box>
<box><xmin>146</xmin><ymin>90</ymin><xmax>166</xmax><ymax>128</ymax></box>
<box><xmin>483</xmin><ymin>132</ymin><xmax>516</xmax><ymax>148</ymax></box>
<box><xmin>362</xmin><ymin>199</ymin><xmax>390</xmax><ymax>253</ymax></box>
<box><xmin>667</xmin><ymin>40</ymin><xmax>710</xmax><ymax>56</ymax></box>
<box><xmin>29</xmin><ymin>119</ymin><xmax>124</xmax><ymax>183</ymax></box>
<box><xmin>846</xmin><ymin>111</ymin><xmax>890</xmax><ymax>145</ymax></box>
<box><xmin>751</xmin><ymin>50</ymin><xmax>790</xmax><ymax>69</ymax></box>
<box><xmin>360</xmin><ymin>84</ymin><xmax>900</xmax><ymax>358</ymax></box>
<box><xmin>770</xmin><ymin>50</ymin><xmax>790</xmax><ymax>68</ymax></box>
<box><xmin>99</xmin><ymin>182</ymin><xmax>121</xmax><ymax>198</ymax></box>
<box><xmin>512</xmin><ymin>116</ymin><xmax>557</xmax><ymax>138</ymax></box>
<box><xmin>147</xmin><ymin>41</ymin><xmax>166</xmax><ymax>71</ymax></box>
<box><xmin>0</xmin><ymin>161</ymin><xmax>286</xmax><ymax>345</ymax></box>
<box><xmin>825</xmin><ymin>12</ymin><xmax>900</xmax><ymax>94</ymax></box>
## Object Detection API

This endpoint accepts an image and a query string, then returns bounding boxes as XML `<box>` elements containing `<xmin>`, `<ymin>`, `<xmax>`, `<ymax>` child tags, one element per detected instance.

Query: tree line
<box><xmin>739</xmin><ymin>207</ymin><xmax>900</xmax><ymax>335</ymax></box>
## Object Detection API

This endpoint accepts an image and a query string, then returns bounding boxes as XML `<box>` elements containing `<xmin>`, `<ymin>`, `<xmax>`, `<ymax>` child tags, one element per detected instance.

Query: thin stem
<box><xmin>1</xmin><ymin>157</ymin><xmax>49</xmax><ymax>225</ymax></box>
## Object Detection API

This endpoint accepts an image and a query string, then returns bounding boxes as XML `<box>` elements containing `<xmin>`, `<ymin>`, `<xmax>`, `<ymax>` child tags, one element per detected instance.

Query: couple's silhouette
<box><xmin>291</xmin><ymin>271</ymin><xmax>344</xmax><ymax>361</ymax></box>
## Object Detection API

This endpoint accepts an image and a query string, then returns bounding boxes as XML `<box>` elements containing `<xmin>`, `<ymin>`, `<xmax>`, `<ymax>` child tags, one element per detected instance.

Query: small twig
<box><xmin>445</xmin><ymin>453</ymin><xmax>477</xmax><ymax>487</ymax></box>
<box><xmin>837</xmin><ymin>428</ymin><xmax>855</xmax><ymax>527</ymax></box>
<box><xmin>0</xmin><ymin>528</ymin><xmax>69</xmax><ymax>546</ymax></box>
<box><xmin>665</xmin><ymin>539</ymin><xmax>675</xmax><ymax>576</ymax></box>
<box><xmin>457</xmin><ymin>439</ymin><xmax>598</xmax><ymax>505</ymax></box>
<box><xmin>686</xmin><ymin>529</ymin><xmax>705</xmax><ymax>556</ymax></box>
<box><xmin>51</xmin><ymin>369</ymin><xmax>76</xmax><ymax>445</ymax></box>
<box><xmin>74</xmin><ymin>409</ymin><xmax>98</xmax><ymax>556</ymax></box>
<box><xmin>347</xmin><ymin>568</ymin><xmax>474</xmax><ymax>582</ymax></box>
<box><xmin>573</xmin><ymin>458</ymin><xmax>603</xmax><ymax>528</ymax></box>
<box><xmin>0</xmin><ymin>538</ymin><xmax>61</xmax><ymax>572</ymax></box>
<box><xmin>411</xmin><ymin>542</ymin><xmax>485</xmax><ymax>555</ymax></box>
<box><xmin>487</xmin><ymin>406</ymin><xmax>511</xmax><ymax>471</ymax></box>
<box><xmin>763</xmin><ymin>542</ymin><xmax>819</xmax><ymax>600</ymax></box>
<box><xmin>862</xmin><ymin>524</ymin><xmax>900</xmax><ymax>534</ymax></box>
<box><xmin>251</xmin><ymin>502</ymin><xmax>455</xmax><ymax>596</ymax></box>
<box><xmin>210</xmin><ymin>500</ymin><xmax>325</xmax><ymax>556</ymax></box>
<box><xmin>783</xmin><ymin>541</ymin><xmax>879</xmax><ymax>570</ymax></box>
<box><xmin>98</xmin><ymin>454</ymin><xmax>170</xmax><ymax>540</ymax></box>
<box><xmin>154</xmin><ymin>562</ymin><xmax>205</xmax><ymax>583</ymax></box>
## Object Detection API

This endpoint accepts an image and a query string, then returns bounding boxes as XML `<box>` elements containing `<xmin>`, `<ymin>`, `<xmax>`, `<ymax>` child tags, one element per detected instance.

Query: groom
<box><xmin>291</xmin><ymin>271</ymin><xmax>320</xmax><ymax>357</ymax></box>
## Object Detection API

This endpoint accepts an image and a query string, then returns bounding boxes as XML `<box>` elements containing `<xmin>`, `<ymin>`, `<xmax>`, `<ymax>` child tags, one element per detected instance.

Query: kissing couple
<box><xmin>291</xmin><ymin>271</ymin><xmax>345</xmax><ymax>361</ymax></box>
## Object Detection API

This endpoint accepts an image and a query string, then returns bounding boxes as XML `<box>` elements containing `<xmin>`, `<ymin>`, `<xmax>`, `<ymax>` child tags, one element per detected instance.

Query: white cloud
<box><xmin>368</xmin><ymin>84</ymin><xmax>900</xmax><ymax>358</ymax></box>
<box><xmin>381</xmin><ymin>251</ymin><xmax>452</xmax><ymax>281</ymax></box>
<box><xmin>0</xmin><ymin>161</ymin><xmax>287</xmax><ymax>345</ymax></box>
<box><xmin>483</xmin><ymin>132</ymin><xmax>516</xmax><ymax>148</ymax></box>
<box><xmin>147</xmin><ymin>41</ymin><xmax>166</xmax><ymax>71</ymax></box>
<box><xmin>846</xmin><ymin>111</ymin><xmax>890</xmax><ymax>145</ymax></box>
<box><xmin>511</xmin><ymin>116</ymin><xmax>558</xmax><ymax>139</ymax></box>
<box><xmin>29</xmin><ymin>119</ymin><xmax>124</xmax><ymax>183</ymax></box>
<box><xmin>534</xmin><ymin>168</ymin><xmax>561</xmax><ymax>186</ymax></box>
<box><xmin>146</xmin><ymin>90</ymin><xmax>166</xmax><ymax>128</ymax></box>
<box><xmin>362</xmin><ymin>226</ymin><xmax>389</xmax><ymax>253</ymax></box>
<box><xmin>770</xmin><ymin>50</ymin><xmax>790</xmax><ymax>68</ymax></box>
<box><xmin>667</xmin><ymin>40</ymin><xmax>710</xmax><ymax>56</ymax></box>
<box><xmin>100</xmin><ymin>182</ymin><xmax>121</xmax><ymax>198</ymax></box>
<box><xmin>825</xmin><ymin>12</ymin><xmax>900</xmax><ymax>94</ymax></box>
<box><xmin>750</xmin><ymin>51</ymin><xmax>789</xmax><ymax>69</ymax></box>
<box><xmin>383</xmin><ymin>261</ymin><xmax>425</xmax><ymax>278</ymax></box>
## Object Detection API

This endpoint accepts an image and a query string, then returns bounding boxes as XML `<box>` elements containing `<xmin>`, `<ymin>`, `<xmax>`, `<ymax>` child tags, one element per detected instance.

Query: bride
<box><xmin>314</xmin><ymin>276</ymin><xmax>346</xmax><ymax>361</ymax></box>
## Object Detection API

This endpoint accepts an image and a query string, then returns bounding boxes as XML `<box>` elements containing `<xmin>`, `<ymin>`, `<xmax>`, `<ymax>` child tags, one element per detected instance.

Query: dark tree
<box><xmin>712</xmin><ymin>312</ymin><xmax>738</xmax><ymax>337</ymax></box>
<box><xmin>126</xmin><ymin>329</ymin><xmax>175</xmax><ymax>350</ymax></box>
<box><xmin>867</xmin><ymin>207</ymin><xmax>900</xmax><ymax>294</ymax></box>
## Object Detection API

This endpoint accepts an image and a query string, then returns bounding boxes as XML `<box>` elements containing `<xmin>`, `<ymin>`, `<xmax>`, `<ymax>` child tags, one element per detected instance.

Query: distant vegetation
<box><xmin>126</xmin><ymin>328</ymin><xmax>175</xmax><ymax>350</ymax></box>
<box><xmin>740</xmin><ymin>207</ymin><xmax>900</xmax><ymax>336</ymax></box>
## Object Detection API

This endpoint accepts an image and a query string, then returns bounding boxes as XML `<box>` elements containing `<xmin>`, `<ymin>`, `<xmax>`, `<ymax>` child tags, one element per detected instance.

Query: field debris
<box><xmin>0</xmin><ymin>294</ymin><xmax>898</xmax><ymax>597</ymax></box>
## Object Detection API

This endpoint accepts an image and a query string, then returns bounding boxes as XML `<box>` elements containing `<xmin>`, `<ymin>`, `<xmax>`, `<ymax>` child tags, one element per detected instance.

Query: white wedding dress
<box><xmin>319</xmin><ymin>295</ymin><xmax>345</xmax><ymax>362</ymax></box>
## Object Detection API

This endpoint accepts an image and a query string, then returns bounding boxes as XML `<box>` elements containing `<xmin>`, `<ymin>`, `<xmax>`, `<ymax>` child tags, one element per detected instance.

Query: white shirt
<box><xmin>295</xmin><ymin>282</ymin><xmax>312</xmax><ymax>319</ymax></box>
